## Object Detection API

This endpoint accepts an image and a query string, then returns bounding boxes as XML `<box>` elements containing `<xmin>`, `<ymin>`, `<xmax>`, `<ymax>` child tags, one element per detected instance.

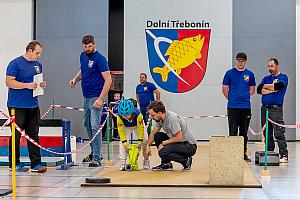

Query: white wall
<box><xmin>296</xmin><ymin>0</ymin><xmax>300</xmax><ymax>140</ymax></box>
<box><xmin>124</xmin><ymin>0</ymin><xmax>232</xmax><ymax>139</ymax></box>
<box><xmin>0</xmin><ymin>0</ymin><xmax>33</xmax><ymax>118</ymax></box>
<box><xmin>35</xmin><ymin>0</ymin><xmax>109</xmax><ymax>137</ymax></box>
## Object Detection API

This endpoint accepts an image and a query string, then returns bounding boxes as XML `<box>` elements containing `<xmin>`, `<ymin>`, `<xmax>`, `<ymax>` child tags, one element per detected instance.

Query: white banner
<box><xmin>0</xmin><ymin>0</ymin><xmax>33</xmax><ymax>116</ymax></box>
<box><xmin>124</xmin><ymin>0</ymin><xmax>232</xmax><ymax>139</ymax></box>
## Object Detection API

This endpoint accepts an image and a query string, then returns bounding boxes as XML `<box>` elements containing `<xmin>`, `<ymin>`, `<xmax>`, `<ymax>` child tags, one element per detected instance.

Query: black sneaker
<box><xmin>244</xmin><ymin>155</ymin><xmax>251</xmax><ymax>162</ymax></box>
<box><xmin>88</xmin><ymin>160</ymin><xmax>101</xmax><ymax>167</ymax></box>
<box><xmin>279</xmin><ymin>155</ymin><xmax>288</xmax><ymax>163</ymax></box>
<box><xmin>151</xmin><ymin>162</ymin><xmax>173</xmax><ymax>171</ymax></box>
<box><xmin>182</xmin><ymin>157</ymin><xmax>192</xmax><ymax>172</ymax></box>
<box><xmin>82</xmin><ymin>154</ymin><xmax>93</xmax><ymax>163</ymax></box>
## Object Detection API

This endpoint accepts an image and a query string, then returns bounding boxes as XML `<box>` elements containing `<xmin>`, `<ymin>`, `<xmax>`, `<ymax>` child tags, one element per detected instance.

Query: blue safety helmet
<box><xmin>118</xmin><ymin>99</ymin><xmax>135</xmax><ymax>117</ymax></box>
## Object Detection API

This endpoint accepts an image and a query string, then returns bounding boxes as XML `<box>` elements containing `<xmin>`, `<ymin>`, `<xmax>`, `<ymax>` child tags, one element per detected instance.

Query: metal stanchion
<box><xmin>105</xmin><ymin>103</ymin><xmax>112</xmax><ymax>167</ymax></box>
<box><xmin>262</xmin><ymin>108</ymin><xmax>270</xmax><ymax>177</ymax></box>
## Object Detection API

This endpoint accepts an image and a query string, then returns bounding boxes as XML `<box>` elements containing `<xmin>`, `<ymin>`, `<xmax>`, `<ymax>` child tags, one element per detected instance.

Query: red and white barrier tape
<box><xmin>53</xmin><ymin>104</ymin><xmax>84</xmax><ymax>112</ymax></box>
<box><xmin>107</xmin><ymin>108</ymin><xmax>117</xmax><ymax>117</ymax></box>
<box><xmin>3</xmin><ymin>104</ymin><xmax>229</xmax><ymax>120</ymax></box>
<box><xmin>0</xmin><ymin>105</ymin><xmax>54</xmax><ymax>120</ymax></box>
<box><xmin>41</xmin><ymin>103</ymin><xmax>111</xmax><ymax>119</ymax></box>
<box><xmin>249</xmin><ymin>124</ymin><xmax>266</xmax><ymax>136</ymax></box>
<box><xmin>53</xmin><ymin>104</ymin><xmax>111</xmax><ymax>115</ymax></box>
<box><xmin>0</xmin><ymin>104</ymin><xmax>109</xmax><ymax>155</ymax></box>
<box><xmin>145</xmin><ymin>114</ymin><xmax>152</xmax><ymax>130</ymax></box>
<box><xmin>182</xmin><ymin>114</ymin><xmax>228</xmax><ymax>119</ymax></box>
<box><xmin>14</xmin><ymin>114</ymin><xmax>108</xmax><ymax>155</ymax></box>
<box><xmin>144</xmin><ymin>114</ymin><xmax>228</xmax><ymax>130</ymax></box>
<box><xmin>267</xmin><ymin>118</ymin><xmax>300</xmax><ymax>129</ymax></box>
<box><xmin>0</xmin><ymin>104</ymin><xmax>55</xmax><ymax>120</ymax></box>
<box><xmin>249</xmin><ymin>119</ymin><xmax>300</xmax><ymax>135</ymax></box>
<box><xmin>1</xmin><ymin>105</ymin><xmax>276</xmax><ymax>139</ymax></box>
<box><xmin>0</xmin><ymin>110</ymin><xmax>9</xmax><ymax>118</ymax></box>
<box><xmin>0</xmin><ymin>117</ymin><xmax>15</xmax><ymax>131</ymax></box>
<box><xmin>40</xmin><ymin>105</ymin><xmax>54</xmax><ymax>119</ymax></box>
<box><xmin>6</xmin><ymin>105</ymin><xmax>297</xmax><ymax>154</ymax></box>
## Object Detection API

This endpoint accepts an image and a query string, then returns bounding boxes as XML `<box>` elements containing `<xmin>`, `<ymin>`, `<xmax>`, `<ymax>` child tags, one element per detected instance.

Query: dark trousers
<box><xmin>112</xmin><ymin>116</ymin><xmax>119</xmax><ymax>138</ymax></box>
<box><xmin>227</xmin><ymin>108</ymin><xmax>251</xmax><ymax>155</ymax></box>
<box><xmin>154</xmin><ymin>132</ymin><xmax>197</xmax><ymax>165</ymax></box>
<box><xmin>141</xmin><ymin>107</ymin><xmax>151</xmax><ymax>135</ymax></box>
<box><xmin>102</xmin><ymin>116</ymin><xmax>119</xmax><ymax>140</ymax></box>
<box><xmin>101</xmin><ymin>122</ymin><xmax>107</xmax><ymax>140</ymax></box>
<box><xmin>261</xmin><ymin>106</ymin><xmax>288</xmax><ymax>156</ymax></box>
<box><xmin>8</xmin><ymin>107</ymin><xmax>41</xmax><ymax>168</ymax></box>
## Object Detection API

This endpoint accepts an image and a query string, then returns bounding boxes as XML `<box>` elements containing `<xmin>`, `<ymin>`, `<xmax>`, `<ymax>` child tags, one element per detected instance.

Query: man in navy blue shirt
<box><xmin>136</xmin><ymin>73</ymin><xmax>160</xmax><ymax>133</ymax></box>
<box><xmin>222</xmin><ymin>52</ymin><xmax>256</xmax><ymax>162</ymax></box>
<box><xmin>6</xmin><ymin>41</ymin><xmax>47</xmax><ymax>173</ymax></box>
<box><xmin>69</xmin><ymin>35</ymin><xmax>112</xmax><ymax>167</ymax></box>
<box><xmin>257</xmin><ymin>58</ymin><xmax>288</xmax><ymax>163</ymax></box>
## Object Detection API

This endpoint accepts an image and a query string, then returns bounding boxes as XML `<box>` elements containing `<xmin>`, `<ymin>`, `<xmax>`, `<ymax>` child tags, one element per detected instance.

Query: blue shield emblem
<box><xmin>145</xmin><ymin>29</ymin><xmax>211</xmax><ymax>93</ymax></box>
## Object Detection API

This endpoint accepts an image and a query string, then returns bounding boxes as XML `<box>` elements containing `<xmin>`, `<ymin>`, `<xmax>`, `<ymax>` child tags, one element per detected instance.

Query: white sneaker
<box><xmin>143</xmin><ymin>159</ymin><xmax>150</xmax><ymax>170</ymax></box>
<box><xmin>279</xmin><ymin>156</ymin><xmax>288</xmax><ymax>163</ymax></box>
<box><xmin>120</xmin><ymin>161</ymin><xmax>126</xmax><ymax>171</ymax></box>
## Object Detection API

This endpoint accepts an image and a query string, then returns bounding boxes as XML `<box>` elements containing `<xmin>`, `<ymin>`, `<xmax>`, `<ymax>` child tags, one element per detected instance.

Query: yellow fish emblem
<box><xmin>244</xmin><ymin>75</ymin><xmax>249</xmax><ymax>82</ymax></box>
<box><xmin>153</xmin><ymin>34</ymin><xmax>205</xmax><ymax>82</ymax></box>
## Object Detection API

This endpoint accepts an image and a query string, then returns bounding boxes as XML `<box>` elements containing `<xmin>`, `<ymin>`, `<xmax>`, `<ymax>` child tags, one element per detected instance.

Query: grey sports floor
<box><xmin>0</xmin><ymin>141</ymin><xmax>299</xmax><ymax>200</ymax></box>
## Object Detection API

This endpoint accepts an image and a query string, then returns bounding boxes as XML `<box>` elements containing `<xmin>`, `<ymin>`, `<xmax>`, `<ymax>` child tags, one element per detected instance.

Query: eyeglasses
<box><xmin>149</xmin><ymin>113</ymin><xmax>157</xmax><ymax>118</ymax></box>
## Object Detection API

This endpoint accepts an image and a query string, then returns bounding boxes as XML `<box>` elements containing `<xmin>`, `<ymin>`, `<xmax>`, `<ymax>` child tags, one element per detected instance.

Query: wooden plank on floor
<box><xmin>81</xmin><ymin>144</ymin><xmax>262</xmax><ymax>188</ymax></box>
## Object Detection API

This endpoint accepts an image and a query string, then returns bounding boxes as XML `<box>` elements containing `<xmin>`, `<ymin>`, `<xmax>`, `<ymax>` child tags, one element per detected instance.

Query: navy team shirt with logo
<box><xmin>260</xmin><ymin>73</ymin><xmax>288</xmax><ymax>106</ymax></box>
<box><xmin>6</xmin><ymin>56</ymin><xmax>42</xmax><ymax>108</ymax></box>
<box><xmin>80</xmin><ymin>51</ymin><xmax>109</xmax><ymax>98</ymax></box>
<box><xmin>222</xmin><ymin>68</ymin><xmax>256</xmax><ymax>108</ymax></box>
<box><xmin>119</xmin><ymin>108</ymin><xmax>141</xmax><ymax>127</ymax></box>
<box><xmin>136</xmin><ymin>82</ymin><xmax>157</xmax><ymax>108</ymax></box>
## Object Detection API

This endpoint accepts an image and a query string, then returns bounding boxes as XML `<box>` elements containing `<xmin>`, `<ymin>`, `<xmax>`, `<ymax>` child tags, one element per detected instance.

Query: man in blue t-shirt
<box><xmin>6</xmin><ymin>41</ymin><xmax>47</xmax><ymax>173</ymax></box>
<box><xmin>222</xmin><ymin>52</ymin><xmax>256</xmax><ymax>162</ymax></box>
<box><xmin>136</xmin><ymin>73</ymin><xmax>160</xmax><ymax>133</ymax></box>
<box><xmin>69</xmin><ymin>35</ymin><xmax>112</xmax><ymax>167</ymax></box>
<box><xmin>257</xmin><ymin>58</ymin><xmax>288</xmax><ymax>163</ymax></box>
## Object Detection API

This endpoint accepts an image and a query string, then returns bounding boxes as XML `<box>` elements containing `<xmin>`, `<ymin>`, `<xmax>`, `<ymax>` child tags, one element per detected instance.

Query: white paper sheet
<box><xmin>33</xmin><ymin>73</ymin><xmax>44</xmax><ymax>97</ymax></box>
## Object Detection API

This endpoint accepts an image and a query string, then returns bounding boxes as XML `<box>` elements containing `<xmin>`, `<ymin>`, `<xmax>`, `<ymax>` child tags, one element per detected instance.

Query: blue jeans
<box><xmin>83</xmin><ymin>97</ymin><xmax>103</xmax><ymax>161</ymax></box>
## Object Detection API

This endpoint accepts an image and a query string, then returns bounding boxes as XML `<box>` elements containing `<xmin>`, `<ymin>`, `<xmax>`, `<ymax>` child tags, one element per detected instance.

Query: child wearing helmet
<box><xmin>117</xmin><ymin>98</ymin><xmax>150</xmax><ymax>171</ymax></box>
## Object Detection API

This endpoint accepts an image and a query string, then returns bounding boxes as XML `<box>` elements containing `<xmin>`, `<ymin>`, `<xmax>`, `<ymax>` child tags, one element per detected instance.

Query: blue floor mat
<box><xmin>0</xmin><ymin>156</ymin><xmax>65</xmax><ymax>166</ymax></box>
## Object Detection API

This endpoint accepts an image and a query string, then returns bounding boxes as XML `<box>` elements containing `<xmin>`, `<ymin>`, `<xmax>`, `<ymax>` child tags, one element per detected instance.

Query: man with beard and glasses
<box><xmin>144</xmin><ymin>101</ymin><xmax>197</xmax><ymax>172</ymax></box>
<box><xmin>69</xmin><ymin>35</ymin><xmax>112</xmax><ymax>167</ymax></box>
<box><xmin>117</xmin><ymin>98</ymin><xmax>150</xmax><ymax>171</ymax></box>
<box><xmin>257</xmin><ymin>58</ymin><xmax>288</xmax><ymax>163</ymax></box>
<box><xmin>222</xmin><ymin>52</ymin><xmax>256</xmax><ymax>162</ymax></box>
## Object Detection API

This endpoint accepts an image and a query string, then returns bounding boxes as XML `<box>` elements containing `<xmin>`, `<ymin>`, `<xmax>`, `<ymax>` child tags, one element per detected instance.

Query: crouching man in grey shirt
<box><xmin>144</xmin><ymin>101</ymin><xmax>197</xmax><ymax>171</ymax></box>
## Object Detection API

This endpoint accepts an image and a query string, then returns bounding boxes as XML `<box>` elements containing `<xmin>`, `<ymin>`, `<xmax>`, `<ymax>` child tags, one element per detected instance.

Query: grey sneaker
<box><xmin>143</xmin><ymin>159</ymin><xmax>150</xmax><ymax>170</ymax></box>
<box><xmin>88</xmin><ymin>160</ymin><xmax>101</xmax><ymax>167</ymax></box>
<box><xmin>120</xmin><ymin>161</ymin><xmax>126</xmax><ymax>171</ymax></box>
